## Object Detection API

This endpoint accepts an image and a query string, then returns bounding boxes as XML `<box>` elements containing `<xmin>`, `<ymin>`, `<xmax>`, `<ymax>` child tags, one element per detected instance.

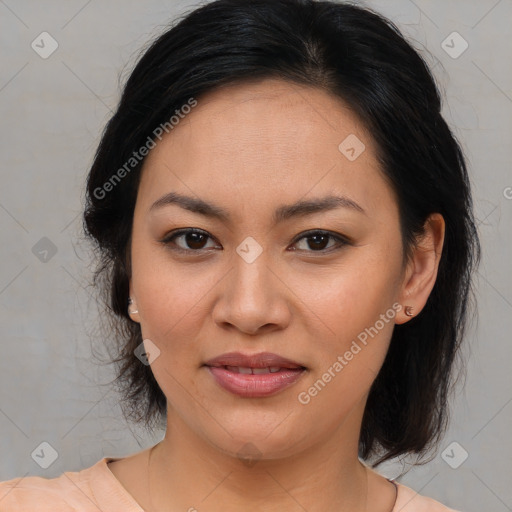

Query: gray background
<box><xmin>0</xmin><ymin>0</ymin><xmax>511</xmax><ymax>510</ymax></box>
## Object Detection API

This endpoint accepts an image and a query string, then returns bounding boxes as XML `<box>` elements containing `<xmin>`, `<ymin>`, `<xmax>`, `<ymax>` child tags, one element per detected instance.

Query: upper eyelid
<box><xmin>160</xmin><ymin>228</ymin><xmax>220</xmax><ymax>249</ymax></box>
<box><xmin>290</xmin><ymin>229</ymin><xmax>348</xmax><ymax>243</ymax></box>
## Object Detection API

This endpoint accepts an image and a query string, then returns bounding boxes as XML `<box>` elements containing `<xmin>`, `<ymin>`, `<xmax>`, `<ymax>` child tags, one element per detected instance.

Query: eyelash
<box><xmin>159</xmin><ymin>228</ymin><xmax>350</xmax><ymax>255</ymax></box>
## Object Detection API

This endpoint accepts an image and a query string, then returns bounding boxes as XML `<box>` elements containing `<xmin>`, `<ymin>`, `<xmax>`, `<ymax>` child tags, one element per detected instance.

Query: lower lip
<box><xmin>206</xmin><ymin>366</ymin><xmax>306</xmax><ymax>398</ymax></box>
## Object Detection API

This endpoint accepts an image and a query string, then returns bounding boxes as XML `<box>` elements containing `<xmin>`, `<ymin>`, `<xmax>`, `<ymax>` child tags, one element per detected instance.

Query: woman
<box><xmin>0</xmin><ymin>0</ymin><xmax>480</xmax><ymax>510</ymax></box>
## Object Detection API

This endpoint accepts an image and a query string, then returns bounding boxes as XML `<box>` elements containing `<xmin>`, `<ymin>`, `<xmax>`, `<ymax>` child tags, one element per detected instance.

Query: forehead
<box><xmin>137</xmin><ymin>78</ymin><xmax>394</xmax><ymax>220</ymax></box>
<box><xmin>168</xmin><ymin>78</ymin><xmax>368</xmax><ymax>154</ymax></box>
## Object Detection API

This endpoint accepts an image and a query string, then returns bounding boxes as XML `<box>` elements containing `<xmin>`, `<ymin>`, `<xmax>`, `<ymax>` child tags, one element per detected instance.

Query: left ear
<box><xmin>395</xmin><ymin>213</ymin><xmax>445</xmax><ymax>324</ymax></box>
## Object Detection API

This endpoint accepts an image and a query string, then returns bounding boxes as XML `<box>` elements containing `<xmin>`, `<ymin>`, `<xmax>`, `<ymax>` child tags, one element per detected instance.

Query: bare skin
<box><xmin>108</xmin><ymin>78</ymin><xmax>444</xmax><ymax>512</ymax></box>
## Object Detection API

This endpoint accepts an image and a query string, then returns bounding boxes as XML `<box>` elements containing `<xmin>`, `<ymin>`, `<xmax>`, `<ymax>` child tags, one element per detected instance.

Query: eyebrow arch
<box><xmin>149</xmin><ymin>191</ymin><xmax>366</xmax><ymax>223</ymax></box>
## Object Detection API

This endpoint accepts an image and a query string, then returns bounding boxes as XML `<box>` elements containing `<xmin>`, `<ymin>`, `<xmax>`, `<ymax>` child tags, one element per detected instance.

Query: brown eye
<box><xmin>305</xmin><ymin>234</ymin><xmax>330</xmax><ymax>250</ymax></box>
<box><xmin>161</xmin><ymin>228</ymin><xmax>349</xmax><ymax>255</ymax></box>
<box><xmin>292</xmin><ymin>230</ymin><xmax>349</xmax><ymax>253</ymax></box>
<box><xmin>181</xmin><ymin>231</ymin><xmax>208</xmax><ymax>250</ymax></box>
<box><xmin>161</xmin><ymin>229</ymin><xmax>219</xmax><ymax>252</ymax></box>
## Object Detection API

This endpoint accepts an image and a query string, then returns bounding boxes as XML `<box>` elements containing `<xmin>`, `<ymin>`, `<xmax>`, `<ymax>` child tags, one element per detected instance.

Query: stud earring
<box><xmin>128</xmin><ymin>297</ymin><xmax>138</xmax><ymax>315</ymax></box>
<box><xmin>404</xmin><ymin>305</ymin><xmax>414</xmax><ymax>317</ymax></box>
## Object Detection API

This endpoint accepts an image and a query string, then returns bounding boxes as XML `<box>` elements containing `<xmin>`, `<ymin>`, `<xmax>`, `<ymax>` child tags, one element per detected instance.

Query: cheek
<box><xmin>292</xmin><ymin>246</ymin><xmax>402</xmax><ymax>411</ymax></box>
<box><xmin>298</xmin><ymin>249</ymin><xmax>401</xmax><ymax>346</ymax></box>
<box><xmin>131</xmin><ymin>244</ymin><xmax>214</xmax><ymax>365</ymax></box>
<box><xmin>293</xmin><ymin>271</ymin><xmax>398</xmax><ymax>433</ymax></box>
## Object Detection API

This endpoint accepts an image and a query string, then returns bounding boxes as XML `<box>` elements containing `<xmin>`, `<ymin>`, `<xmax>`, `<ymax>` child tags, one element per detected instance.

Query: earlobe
<box><xmin>128</xmin><ymin>297</ymin><xmax>141</xmax><ymax>322</ymax></box>
<box><xmin>396</xmin><ymin>213</ymin><xmax>445</xmax><ymax>325</ymax></box>
<box><xmin>404</xmin><ymin>305</ymin><xmax>414</xmax><ymax>317</ymax></box>
<box><xmin>128</xmin><ymin>281</ymin><xmax>141</xmax><ymax>323</ymax></box>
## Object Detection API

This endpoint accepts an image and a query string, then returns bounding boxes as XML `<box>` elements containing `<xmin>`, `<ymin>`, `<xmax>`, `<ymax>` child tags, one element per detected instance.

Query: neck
<box><xmin>147</xmin><ymin>408</ymin><xmax>369</xmax><ymax>512</ymax></box>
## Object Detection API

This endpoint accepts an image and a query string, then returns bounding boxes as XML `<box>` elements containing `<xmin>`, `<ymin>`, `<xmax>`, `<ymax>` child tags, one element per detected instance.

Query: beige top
<box><xmin>0</xmin><ymin>456</ymin><xmax>460</xmax><ymax>511</ymax></box>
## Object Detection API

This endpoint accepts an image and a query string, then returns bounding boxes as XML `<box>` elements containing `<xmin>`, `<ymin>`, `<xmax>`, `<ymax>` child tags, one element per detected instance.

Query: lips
<box><xmin>204</xmin><ymin>351</ymin><xmax>304</xmax><ymax>369</ymax></box>
<box><xmin>203</xmin><ymin>352</ymin><xmax>306</xmax><ymax>398</ymax></box>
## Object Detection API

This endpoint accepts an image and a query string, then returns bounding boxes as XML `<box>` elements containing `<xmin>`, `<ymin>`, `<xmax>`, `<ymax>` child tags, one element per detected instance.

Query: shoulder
<box><xmin>394</xmin><ymin>482</ymin><xmax>462</xmax><ymax>512</ymax></box>
<box><xmin>0</xmin><ymin>458</ymin><xmax>108</xmax><ymax>512</ymax></box>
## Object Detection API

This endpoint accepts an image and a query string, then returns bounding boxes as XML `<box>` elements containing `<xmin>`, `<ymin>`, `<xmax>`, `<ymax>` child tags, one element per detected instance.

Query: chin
<box><xmin>197</xmin><ymin>417</ymin><xmax>312</xmax><ymax>462</ymax></box>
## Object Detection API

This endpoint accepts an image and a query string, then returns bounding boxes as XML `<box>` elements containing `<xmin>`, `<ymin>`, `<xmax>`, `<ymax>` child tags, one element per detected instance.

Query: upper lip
<box><xmin>204</xmin><ymin>352</ymin><xmax>305</xmax><ymax>369</ymax></box>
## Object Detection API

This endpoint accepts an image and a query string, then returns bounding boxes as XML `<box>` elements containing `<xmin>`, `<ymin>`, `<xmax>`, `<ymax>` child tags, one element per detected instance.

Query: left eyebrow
<box><xmin>273</xmin><ymin>195</ymin><xmax>366</xmax><ymax>223</ymax></box>
<box><xmin>149</xmin><ymin>191</ymin><xmax>366</xmax><ymax>224</ymax></box>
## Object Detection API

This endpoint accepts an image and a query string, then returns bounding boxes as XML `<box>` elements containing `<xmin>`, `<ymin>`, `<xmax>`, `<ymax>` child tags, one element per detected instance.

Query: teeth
<box><xmin>252</xmin><ymin>367</ymin><xmax>271</xmax><ymax>374</ymax></box>
<box><xmin>225</xmin><ymin>366</ymin><xmax>283</xmax><ymax>374</ymax></box>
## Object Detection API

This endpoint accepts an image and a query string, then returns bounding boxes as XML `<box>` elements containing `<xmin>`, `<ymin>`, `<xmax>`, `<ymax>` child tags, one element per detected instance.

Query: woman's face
<box><xmin>129</xmin><ymin>78</ymin><xmax>411</xmax><ymax>459</ymax></box>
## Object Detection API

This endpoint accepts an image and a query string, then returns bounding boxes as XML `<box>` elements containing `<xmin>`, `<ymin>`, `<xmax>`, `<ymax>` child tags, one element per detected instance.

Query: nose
<box><xmin>212</xmin><ymin>252</ymin><xmax>291</xmax><ymax>336</ymax></box>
